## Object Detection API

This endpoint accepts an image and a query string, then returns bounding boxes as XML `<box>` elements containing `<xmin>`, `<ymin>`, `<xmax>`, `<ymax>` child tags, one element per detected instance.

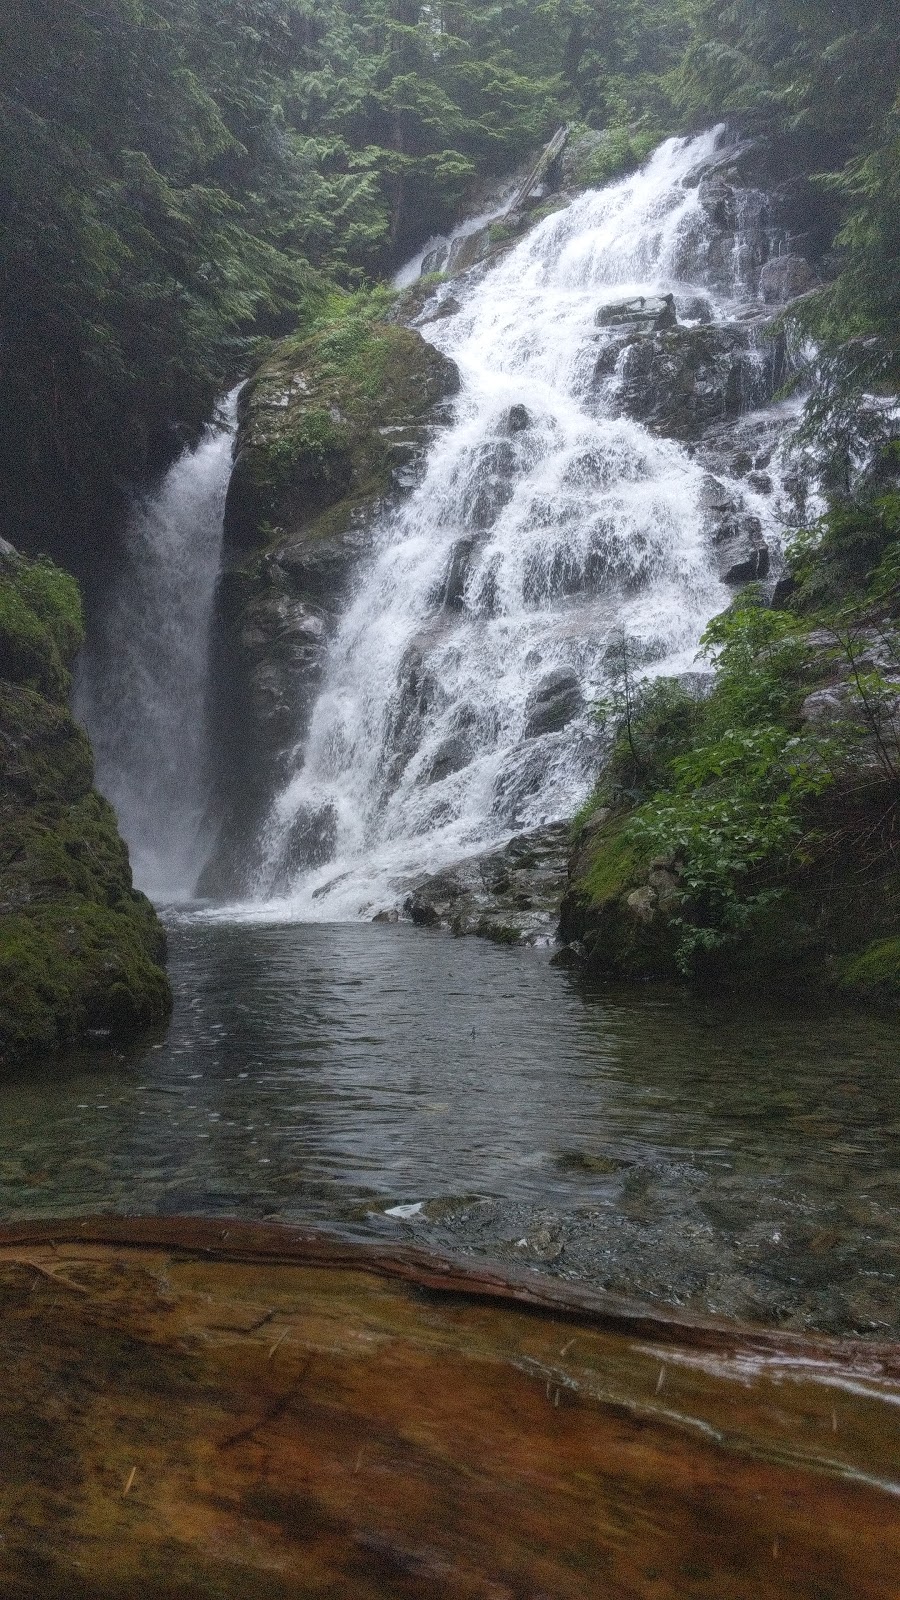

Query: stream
<box><xmin>4</xmin><ymin>919</ymin><xmax>899</xmax><ymax>1338</ymax></box>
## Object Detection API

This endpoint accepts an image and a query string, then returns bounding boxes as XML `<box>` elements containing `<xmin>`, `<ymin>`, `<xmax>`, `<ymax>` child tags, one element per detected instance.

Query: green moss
<box><xmin>228</xmin><ymin>300</ymin><xmax>458</xmax><ymax>553</ymax></box>
<box><xmin>839</xmin><ymin>937</ymin><xmax>900</xmax><ymax>999</ymax></box>
<box><xmin>0</xmin><ymin>900</ymin><xmax>170</xmax><ymax>1059</ymax></box>
<box><xmin>0</xmin><ymin>559</ymin><xmax>84</xmax><ymax>698</ymax></box>
<box><xmin>0</xmin><ymin>549</ymin><xmax>171</xmax><ymax>1064</ymax></box>
<box><xmin>0</xmin><ymin>682</ymin><xmax>95</xmax><ymax>805</ymax></box>
<box><xmin>474</xmin><ymin>918</ymin><xmax>522</xmax><ymax>945</ymax></box>
<box><xmin>579</xmin><ymin>816</ymin><xmax>643</xmax><ymax>905</ymax></box>
<box><xmin>571</xmin><ymin>126</ymin><xmax>660</xmax><ymax>191</ymax></box>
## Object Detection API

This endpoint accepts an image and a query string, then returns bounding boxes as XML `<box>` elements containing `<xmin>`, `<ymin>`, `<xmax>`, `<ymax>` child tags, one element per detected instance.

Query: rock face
<box><xmin>0</xmin><ymin>545</ymin><xmax>170</xmax><ymax>1063</ymax></box>
<box><xmin>202</xmin><ymin>314</ymin><xmax>461</xmax><ymax>893</ymax></box>
<box><xmin>592</xmin><ymin>308</ymin><xmax>791</xmax><ymax>445</ymax></box>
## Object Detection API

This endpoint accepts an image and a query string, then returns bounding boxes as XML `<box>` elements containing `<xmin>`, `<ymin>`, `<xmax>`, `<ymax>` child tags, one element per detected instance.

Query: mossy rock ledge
<box><xmin>203</xmin><ymin>310</ymin><xmax>460</xmax><ymax>893</ymax></box>
<box><xmin>560</xmin><ymin>805</ymin><xmax>900</xmax><ymax>1004</ymax></box>
<box><xmin>0</xmin><ymin>544</ymin><xmax>170</xmax><ymax>1064</ymax></box>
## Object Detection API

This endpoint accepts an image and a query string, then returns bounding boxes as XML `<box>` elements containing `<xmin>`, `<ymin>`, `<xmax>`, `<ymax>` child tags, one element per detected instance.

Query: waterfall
<box><xmin>241</xmin><ymin>128</ymin><xmax>790</xmax><ymax>922</ymax></box>
<box><xmin>77</xmin><ymin>391</ymin><xmax>238</xmax><ymax>902</ymax></box>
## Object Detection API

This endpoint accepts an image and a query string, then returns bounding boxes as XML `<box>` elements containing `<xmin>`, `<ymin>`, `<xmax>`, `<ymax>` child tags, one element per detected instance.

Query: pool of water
<box><xmin>2</xmin><ymin>920</ymin><xmax>899</xmax><ymax>1335</ymax></box>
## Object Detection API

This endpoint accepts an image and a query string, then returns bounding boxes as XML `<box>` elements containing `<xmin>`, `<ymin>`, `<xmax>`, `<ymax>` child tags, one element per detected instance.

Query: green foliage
<box><xmin>571</xmin><ymin>126</ymin><xmax>660</xmax><ymax>188</ymax></box>
<box><xmin>622</xmin><ymin>598</ymin><xmax>830</xmax><ymax>967</ymax></box>
<box><xmin>788</xmin><ymin>482</ymin><xmax>900</xmax><ymax>613</ymax></box>
<box><xmin>591</xmin><ymin>662</ymin><xmax>707</xmax><ymax>805</ymax></box>
<box><xmin>1</xmin><ymin>0</ymin><xmax>897</xmax><ymax>568</ymax></box>
<box><xmin>840</xmin><ymin>936</ymin><xmax>900</xmax><ymax>999</ymax></box>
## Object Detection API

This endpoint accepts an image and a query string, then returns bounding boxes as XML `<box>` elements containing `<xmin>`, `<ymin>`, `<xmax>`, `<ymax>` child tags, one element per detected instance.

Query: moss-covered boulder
<box><xmin>559</xmin><ymin>811</ymin><xmax>684</xmax><ymax>981</ymax></box>
<box><xmin>0</xmin><ymin>547</ymin><xmax>171</xmax><ymax>1064</ymax></box>
<box><xmin>223</xmin><ymin>300</ymin><xmax>460</xmax><ymax>555</ymax></box>
<box><xmin>560</xmin><ymin>798</ymin><xmax>900</xmax><ymax>998</ymax></box>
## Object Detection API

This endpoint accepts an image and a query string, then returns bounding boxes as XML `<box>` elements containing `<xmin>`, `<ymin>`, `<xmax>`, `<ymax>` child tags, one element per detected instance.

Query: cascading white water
<box><xmin>243</xmin><ymin>129</ymin><xmax>786</xmax><ymax>922</ymax></box>
<box><xmin>76</xmin><ymin>392</ymin><xmax>238</xmax><ymax>902</ymax></box>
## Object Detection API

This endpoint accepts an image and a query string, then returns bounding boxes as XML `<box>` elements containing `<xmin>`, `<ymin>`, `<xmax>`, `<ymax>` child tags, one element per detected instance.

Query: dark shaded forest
<box><xmin>1</xmin><ymin>0</ymin><xmax>896</xmax><ymax>556</ymax></box>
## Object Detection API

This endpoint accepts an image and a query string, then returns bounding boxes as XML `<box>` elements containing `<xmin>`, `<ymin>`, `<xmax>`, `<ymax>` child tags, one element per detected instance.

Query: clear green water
<box><xmin>2</xmin><ymin>920</ymin><xmax>899</xmax><ymax>1335</ymax></box>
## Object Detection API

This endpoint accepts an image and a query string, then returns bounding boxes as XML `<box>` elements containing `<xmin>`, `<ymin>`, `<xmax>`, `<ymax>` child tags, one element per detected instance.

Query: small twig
<box><xmin>21</xmin><ymin>1259</ymin><xmax>90</xmax><ymax>1295</ymax></box>
<box><xmin>123</xmin><ymin>1466</ymin><xmax>137</xmax><ymax>1497</ymax></box>
<box><xmin>267</xmin><ymin>1328</ymin><xmax>289</xmax><ymax>1360</ymax></box>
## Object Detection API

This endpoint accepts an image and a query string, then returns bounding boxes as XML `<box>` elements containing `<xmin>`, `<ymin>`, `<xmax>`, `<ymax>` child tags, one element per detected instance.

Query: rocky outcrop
<box><xmin>559</xmin><ymin>616</ymin><xmax>900</xmax><ymax>999</ymax></box>
<box><xmin>0</xmin><ymin>546</ymin><xmax>170</xmax><ymax>1063</ymax></box>
<box><xmin>202</xmin><ymin>311</ymin><xmax>461</xmax><ymax>893</ymax></box>
<box><xmin>558</xmin><ymin>812</ymin><xmax>682</xmax><ymax>980</ymax></box>
<box><xmin>594</xmin><ymin>315</ymin><xmax>790</xmax><ymax>443</ymax></box>
<box><xmin>399</xmin><ymin>825</ymin><xmax>570</xmax><ymax>946</ymax></box>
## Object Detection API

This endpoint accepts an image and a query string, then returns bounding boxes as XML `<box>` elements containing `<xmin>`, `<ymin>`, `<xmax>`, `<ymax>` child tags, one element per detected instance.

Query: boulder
<box><xmin>700</xmin><ymin>480</ymin><xmax>771</xmax><ymax>585</ymax></box>
<box><xmin>400</xmin><ymin>824</ymin><xmax>570</xmax><ymax>946</ymax></box>
<box><xmin>223</xmin><ymin>322</ymin><xmax>460</xmax><ymax>555</ymax></box>
<box><xmin>524</xmin><ymin>668</ymin><xmax>584</xmax><ymax>738</ymax></box>
<box><xmin>203</xmin><ymin>316</ymin><xmax>460</xmax><ymax>893</ymax></box>
<box><xmin>0</xmin><ymin>551</ymin><xmax>171</xmax><ymax>1061</ymax></box>
<box><xmin>759</xmin><ymin>254</ymin><xmax>815</xmax><ymax>304</ymax></box>
<box><xmin>596</xmin><ymin>294</ymin><xmax>677</xmax><ymax>332</ymax></box>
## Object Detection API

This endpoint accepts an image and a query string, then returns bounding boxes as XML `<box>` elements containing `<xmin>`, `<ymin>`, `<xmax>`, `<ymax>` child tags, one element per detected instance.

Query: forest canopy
<box><xmin>0</xmin><ymin>0</ymin><xmax>897</xmax><ymax>552</ymax></box>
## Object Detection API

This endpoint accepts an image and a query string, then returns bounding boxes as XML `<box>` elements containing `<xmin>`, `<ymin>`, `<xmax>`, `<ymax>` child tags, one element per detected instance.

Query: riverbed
<box><xmin>3</xmin><ymin>919</ymin><xmax>899</xmax><ymax>1337</ymax></box>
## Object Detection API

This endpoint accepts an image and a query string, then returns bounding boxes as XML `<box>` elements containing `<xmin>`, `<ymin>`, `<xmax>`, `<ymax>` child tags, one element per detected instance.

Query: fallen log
<box><xmin>0</xmin><ymin>1216</ymin><xmax>896</xmax><ymax>1599</ymax></box>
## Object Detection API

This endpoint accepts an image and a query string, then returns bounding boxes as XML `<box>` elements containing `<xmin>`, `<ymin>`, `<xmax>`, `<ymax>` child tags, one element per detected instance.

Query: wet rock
<box><xmin>462</xmin><ymin>437</ymin><xmax>519</xmax><ymax>530</ymax></box>
<box><xmin>626</xmin><ymin>886</ymin><xmax>658</xmax><ymax>925</ymax></box>
<box><xmin>747</xmin><ymin>471</ymin><xmax>773</xmax><ymax>495</ymax></box>
<box><xmin>446</xmin><ymin>225</ymin><xmax>493</xmax><ymax>274</ymax></box>
<box><xmin>678</xmin><ymin>294</ymin><xmax>714</xmax><ymax>324</ymax></box>
<box><xmin>401</xmin><ymin>824</ymin><xmax>570</xmax><ymax>946</ymax></box>
<box><xmin>609</xmin><ymin>321</ymin><xmax>789</xmax><ymax>442</ymax></box>
<box><xmin>723</xmin><ymin>543</ymin><xmax>771</xmax><ymax>585</ymax></box>
<box><xmin>437</xmin><ymin>538</ymin><xmax>475</xmax><ymax>611</ymax></box>
<box><xmin>421</xmin><ymin>243</ymin><xmax>449</xmax><ymax>275</ymax></box>
<box><xmin>204</xmin><ymin>319</ymin><xmax>460</xmax><ymax>892</ymax></box>
<box><xmin>596</xmin><ymin>294</ymin><xmax>678</xmax><ymax>332</ymax></box>
<box><xmin>759</xmin><ymin>253</ymin><xmax>816</xmax><ymax>304</ymax></box>
<box><xmin>422</xmin><ymin>733</ymin><xmax>472</xmax><ymax>785</ymax></box>
<box><xmin>271</xmin><ymin>803</ymin><xmax>338</xmax><ymax>890</ymax></box>
<box><xmin>698</xmin><ymin>173</ymin><xmax>737</xmax><ymax>230</ymax></box>
<box><xmin>700</xmin><ymin>476</ymin><xmax>771</xmax><ymax>586</ymax></box>
<box><xmin>524</xmin><ymin>668</ymin><xmax>584</xmax><ymax>738</ymax></box>
<box><xmin>505</xmin><ymin>404</ymin><xmax>532</xmax><ymax>433</ymax></box>
<box><xmin>420</xmin><ymin>293</ymin><xmax>461</xmax><ymax>324</ymax></box>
